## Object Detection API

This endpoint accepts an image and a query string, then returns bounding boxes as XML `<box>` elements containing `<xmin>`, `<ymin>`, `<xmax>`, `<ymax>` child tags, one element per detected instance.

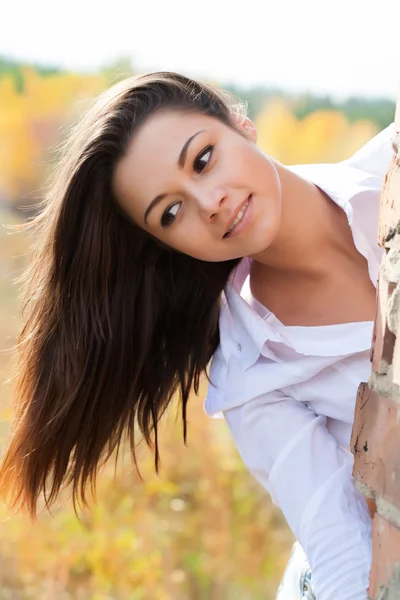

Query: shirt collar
<box><xmin>223</xmin><ymin>255</ymin><xmax>373</xmax><ymax>371</ymax></box>
<box><xmin>224</xmin><ymin>258</ymin><xmax>272</xmax><ymax>370</ymax></box>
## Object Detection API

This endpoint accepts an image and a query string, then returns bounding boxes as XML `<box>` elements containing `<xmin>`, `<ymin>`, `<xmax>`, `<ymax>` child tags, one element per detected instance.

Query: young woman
<box><xmin>0</xmin><ymin>71</ymin><xmax>394</xmax><ymax>600</ymax></box>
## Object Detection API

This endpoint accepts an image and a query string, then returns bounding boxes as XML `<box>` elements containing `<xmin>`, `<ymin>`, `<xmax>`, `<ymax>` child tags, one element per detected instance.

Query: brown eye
<box><xmin>161</xmin><ymin>201</ymin><xmax>181</xmax><ymax>227</ymax></box>
<box><xmin>194</xmin><ymin>145</ymin><xmax>213</xmax><ymax>173</ymax></box>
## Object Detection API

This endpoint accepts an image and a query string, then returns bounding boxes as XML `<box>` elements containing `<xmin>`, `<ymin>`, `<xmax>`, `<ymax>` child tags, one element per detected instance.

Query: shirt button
<box><xmin>237</xmin><ymin>343</ymin><xmax>242</xmax><ymax>352</ymax></box>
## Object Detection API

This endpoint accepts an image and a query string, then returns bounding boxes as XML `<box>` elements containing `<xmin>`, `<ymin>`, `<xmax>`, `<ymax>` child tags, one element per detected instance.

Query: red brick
<box><xmin>368</xmin><ymin>514</ymin><xmax>400</xmax><ymax>599</ymax></box>
<box><xmin>351</xmin><ymin>385</ymin><xmax>400</xmax><ymax>506</ymax></box>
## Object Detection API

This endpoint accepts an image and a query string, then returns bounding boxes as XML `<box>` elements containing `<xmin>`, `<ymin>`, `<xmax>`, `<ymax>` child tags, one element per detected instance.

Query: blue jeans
<box><xmin>276</xmin><ymin>542</ymin><xmax>316</xmax><ymax>599</ymax></box>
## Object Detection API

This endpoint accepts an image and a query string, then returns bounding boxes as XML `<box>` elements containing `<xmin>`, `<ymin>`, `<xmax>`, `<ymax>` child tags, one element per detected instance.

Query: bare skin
<box><xmin>113</xmin><ymin>109</ymin><xmax>377</xmax><ymax>328</ymax></box>
<box><xmin>249</xmin><ymin>167</ymin><xmax>377</xmax><ymax>326</ymax></box>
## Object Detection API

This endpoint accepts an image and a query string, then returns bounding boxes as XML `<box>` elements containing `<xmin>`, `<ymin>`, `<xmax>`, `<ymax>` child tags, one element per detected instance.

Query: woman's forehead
<box><xmin>114</xmin><ymin>111</ymin><xmax>221</xmax><ymax>206</ymax></box>
<box><xmin>129</xmin><ymin>109</ymin><xmax>220</xmax><ymax>149</ymax></box>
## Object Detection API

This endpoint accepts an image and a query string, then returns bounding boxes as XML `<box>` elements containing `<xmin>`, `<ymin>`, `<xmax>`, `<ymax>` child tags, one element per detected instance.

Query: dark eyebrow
<box><xmin>144</xmin><ymin>129</ymin><xmax>204</xmax><ymax>224</ymax></box>
<box><xmin>177</xmin><ymin>130</ymin><xmax>204</xmax><ymax>168</ymax></box>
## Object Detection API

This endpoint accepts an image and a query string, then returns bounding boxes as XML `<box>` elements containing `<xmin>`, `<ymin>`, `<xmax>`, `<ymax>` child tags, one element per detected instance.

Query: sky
<box><xmin>2</xmin><ymin>0</ymin><xmax>400</xmax><ymax>102</ymax></box>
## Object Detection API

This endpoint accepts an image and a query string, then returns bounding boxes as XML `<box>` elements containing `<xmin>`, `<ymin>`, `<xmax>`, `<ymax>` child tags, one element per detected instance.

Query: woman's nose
<box><xmin>197</xmin><ymin>188</ymin><xmax>227</xmax><ymax>222</ymax></box>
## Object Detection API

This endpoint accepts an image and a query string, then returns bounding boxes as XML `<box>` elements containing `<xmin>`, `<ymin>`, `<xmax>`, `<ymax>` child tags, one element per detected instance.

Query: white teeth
<box><xmin>228</xmin><ymin>201</ymin><xmax>248</xmax><ymax>233</ymax></box>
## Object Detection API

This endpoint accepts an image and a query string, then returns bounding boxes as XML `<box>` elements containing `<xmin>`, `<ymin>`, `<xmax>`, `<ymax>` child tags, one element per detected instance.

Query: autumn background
<box><xmin>0</xmin><ymin>50</ymin><xmax>396</xmax><ymax>600</ymax></box>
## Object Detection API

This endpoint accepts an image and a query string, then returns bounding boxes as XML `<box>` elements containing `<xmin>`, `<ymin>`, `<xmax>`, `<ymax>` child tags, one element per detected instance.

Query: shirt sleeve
<box><xmin>223</xmin><ymin>390</ymin><xmax>372</xmax><ymax>600</ymax></box>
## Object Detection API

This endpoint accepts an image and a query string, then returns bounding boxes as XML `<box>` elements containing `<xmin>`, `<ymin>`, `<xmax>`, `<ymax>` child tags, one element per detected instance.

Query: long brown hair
<box><xmin>0</xmin><ymin>72</ymin><xmax>245</xmax><ymax>521</ymax></box>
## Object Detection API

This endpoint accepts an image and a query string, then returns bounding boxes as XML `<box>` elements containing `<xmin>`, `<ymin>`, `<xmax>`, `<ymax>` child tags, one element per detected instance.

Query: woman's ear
<box><xmin>230</xmin><ymin>113</ymin><xmax>257</xmax><ymax>143</ymax></box>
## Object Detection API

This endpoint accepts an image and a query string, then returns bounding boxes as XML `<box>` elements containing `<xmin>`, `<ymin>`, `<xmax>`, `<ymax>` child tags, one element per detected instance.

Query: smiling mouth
<box><xmin>223</xmin><ymin>196</ymin><xmax>251</xmax><ymax>238</ymax></box>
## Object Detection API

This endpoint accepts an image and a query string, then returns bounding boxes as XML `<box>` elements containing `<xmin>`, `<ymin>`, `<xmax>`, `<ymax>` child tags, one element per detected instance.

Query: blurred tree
<box><xmin>0</xmin><ymin>54</ymin><xmax>394</xmax><ymax>211</ymax></box>
<box><xmin>224</xmin><ymin>83</ymin><xmax>285</xmax><ymax>121</ymax></box>
<box><xmin>0</xmin><ymin>65</ymin><xmax>106</xmax><ymax>210</ymax></box>
<box><xmin>100</xmin><ymin>55</ymin><xmax>136</xmax><ymax>86</ymax></box>
<box><xmin>0</xmin><ymin>56</ymin><xmax>25</xmax><ymax>93</ymax></box>
<box><xmin>224</xmin><ymin>83</ymin><xmax>395</xmax><ymax>131</ymax></box>
<box><xmin>255</xmin><ymin>97</ymin><xmax>378</xmax><ymax>164</ymax></box>
<box><xmin>0</xmin><ymin>75</ymin><xmax>38</xmax><ymax>203</ymax></box>
<box><xmin>291</xmin><ymin>93</ymin><xmax>336</xmax><ymax>120</ymax></box>
<box><xmin>0</xmin><ymin>56</ymin><xmax>62</xmax><ymax>93</ymax></box>
<box><xmin>338</xmin><ymin>96</ymin><xmax>395</xmax><ymax>130</ymax></box>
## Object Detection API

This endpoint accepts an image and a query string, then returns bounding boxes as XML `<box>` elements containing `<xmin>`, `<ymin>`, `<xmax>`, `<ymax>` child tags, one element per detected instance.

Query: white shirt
<box><xmin>204</xmin><ymin>123</ymin><xmax>395</xmax><ymax>600</ymax></box>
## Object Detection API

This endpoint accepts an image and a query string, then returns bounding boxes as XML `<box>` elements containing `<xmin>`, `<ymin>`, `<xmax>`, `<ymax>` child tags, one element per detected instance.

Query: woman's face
<box><xmin>113</xmin><ymin>108</ymin><xmax>282</xmax><ymax>262</ymax></box>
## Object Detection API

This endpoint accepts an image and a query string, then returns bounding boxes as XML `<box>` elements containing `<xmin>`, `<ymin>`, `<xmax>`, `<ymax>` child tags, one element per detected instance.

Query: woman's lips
<box><xmin>223</xmin><ymin>194</ymin><xmax>252</xmax><ymax>238</ymax></box>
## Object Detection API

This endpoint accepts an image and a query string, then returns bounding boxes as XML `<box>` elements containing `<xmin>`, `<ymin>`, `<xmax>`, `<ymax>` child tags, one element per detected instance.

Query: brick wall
<box><xmin>351</xmin><ymin>92</ymin><xmax>400</xmax><ymax>599</ymax></box>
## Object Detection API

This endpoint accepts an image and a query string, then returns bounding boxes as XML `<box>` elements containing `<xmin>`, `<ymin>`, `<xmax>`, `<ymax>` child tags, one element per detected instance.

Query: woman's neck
<box><xmin>249</xmin><ymin>160</ymin><xmax>356</xmax><ymax>282</ymax></box>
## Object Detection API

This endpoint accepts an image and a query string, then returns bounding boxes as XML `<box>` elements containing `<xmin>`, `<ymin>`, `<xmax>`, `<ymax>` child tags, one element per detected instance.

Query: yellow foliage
<box><xmin>255</xmin><ymin>97</ymin><xmax>379</xmax><ymax>164</ymax></box>
<box><xmin>0</xmin><ymin>69</ymin><xmax>107</xmax><ymax>207</ymax></box>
